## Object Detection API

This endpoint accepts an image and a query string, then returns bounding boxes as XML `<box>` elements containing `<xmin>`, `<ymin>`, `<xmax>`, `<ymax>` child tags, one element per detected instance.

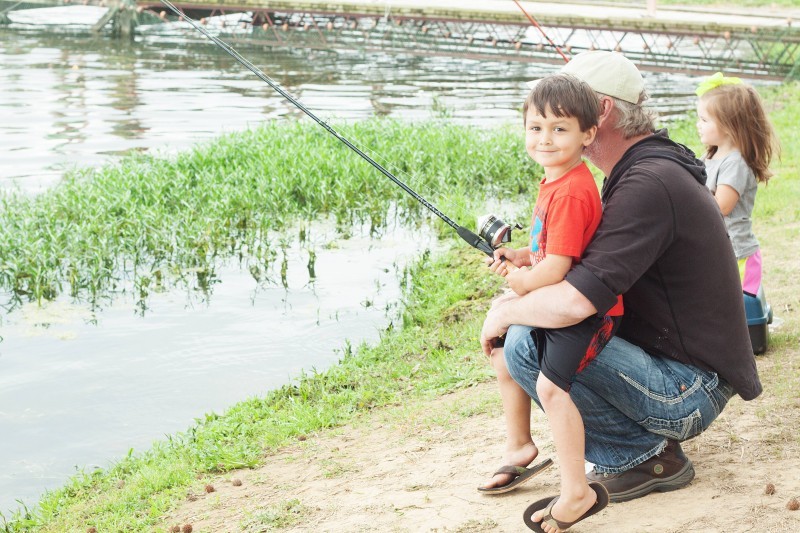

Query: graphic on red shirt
<box><xmin>529</xmin><ymin>211</ymin><xmax>546</xmax><ymax>265</ymax></box>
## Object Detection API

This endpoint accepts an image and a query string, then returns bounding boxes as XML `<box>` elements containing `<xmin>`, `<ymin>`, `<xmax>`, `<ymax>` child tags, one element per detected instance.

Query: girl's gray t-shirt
<box><xmin>704</xmin><ymin>150</ymin><xmax>759</xmax><ymax>259</ymax></box>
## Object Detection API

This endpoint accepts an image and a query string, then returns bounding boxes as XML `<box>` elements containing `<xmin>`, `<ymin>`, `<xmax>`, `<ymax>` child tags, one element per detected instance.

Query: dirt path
<box><xmin>163</xmin><ymin>375</ymin><xmax>800</xmax><ymax>532</ymax></box>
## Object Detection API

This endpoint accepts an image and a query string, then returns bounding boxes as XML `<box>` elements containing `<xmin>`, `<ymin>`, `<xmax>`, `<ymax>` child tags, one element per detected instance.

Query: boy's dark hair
<box><xmin>523</xmin><ymin>74</ymin><xmax>601</xmax><ymax>132</ymax></box>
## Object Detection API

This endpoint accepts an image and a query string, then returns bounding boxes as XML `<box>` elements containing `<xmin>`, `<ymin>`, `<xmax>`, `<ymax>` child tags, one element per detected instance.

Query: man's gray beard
<box><xmin>583</xmin><ymin>140</ymin><xmax>606</xmax><ymax>170</ymax></box>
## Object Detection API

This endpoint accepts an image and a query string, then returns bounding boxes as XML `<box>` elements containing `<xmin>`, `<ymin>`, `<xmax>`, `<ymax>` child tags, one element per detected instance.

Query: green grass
<box><xmin>0</xmin><ymin>119</ymin><xmax>528</xmax><ymax>531</ymax></box>
<box><xmin>241</xmin><ymin>499</ymin><xmax>307</xmax><ymax>531</ymax></box>
<box><xmin>1</xmin><ymin>245</ymin><xmax>504</xmax><ymax>532</ymax></box>
<box><xmin>2</xmin><ymin>80</ymin><xmax>799</xmax><ymax>532</ymax></box>
<box><xmin>0</xmin><ymin>119</ymin><xmax>533</xmax><ymax>312</ymax></box>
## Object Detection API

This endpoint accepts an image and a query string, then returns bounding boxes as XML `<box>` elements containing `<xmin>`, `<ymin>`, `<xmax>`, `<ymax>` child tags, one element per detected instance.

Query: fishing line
<box><xmin>157</xmin><ymin>0</ymin><xmax>496</xmax><ymax>257</ymax></box>
<box><xmin>512</xmin><ymin>0</ymin><xmax>570</xmax><ymax>63</ymax></box>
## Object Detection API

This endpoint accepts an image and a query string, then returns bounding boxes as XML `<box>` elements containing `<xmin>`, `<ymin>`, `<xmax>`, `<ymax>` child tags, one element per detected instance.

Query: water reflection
<box><xmin>0</xmin><ymin>218</ymin><xmax>435</xmax><ymax>516</ymax></box>
<box><xmin>0</xmin><ymin>7</ymin><xmax>704</xmax><ymax>519</ymax></box>
<box><xmin>0</xmin><ymin>7</ymin><xmax>704</xmax><ymax>192</ymax></box>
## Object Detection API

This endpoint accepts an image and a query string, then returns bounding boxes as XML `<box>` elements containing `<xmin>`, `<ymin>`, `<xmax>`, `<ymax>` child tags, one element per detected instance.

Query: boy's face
<box><xmin>525</xmin><ymin>105</ymin><xmax>596</xmax><ymax>180</ymax></box>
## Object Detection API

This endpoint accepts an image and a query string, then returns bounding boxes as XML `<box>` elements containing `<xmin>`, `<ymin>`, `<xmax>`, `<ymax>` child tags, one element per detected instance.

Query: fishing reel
<box><xmin>477</xmin><ymin>214</ymin><xmax>523</xmax><ymax>250</ymax></box>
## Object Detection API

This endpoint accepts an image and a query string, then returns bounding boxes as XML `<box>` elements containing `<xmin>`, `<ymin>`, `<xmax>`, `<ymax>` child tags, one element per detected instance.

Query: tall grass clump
<box><xmin>0</xmin><ymin>119</ymin><xmax>533</xmax><ymax>310</ymax></box>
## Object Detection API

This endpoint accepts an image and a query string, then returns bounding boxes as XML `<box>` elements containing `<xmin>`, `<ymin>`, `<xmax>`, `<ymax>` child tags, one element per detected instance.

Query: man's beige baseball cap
<box><xmin>529</xmin><ymin>51</ymin><xmax>645</xmax><ymax>104</ymax></box>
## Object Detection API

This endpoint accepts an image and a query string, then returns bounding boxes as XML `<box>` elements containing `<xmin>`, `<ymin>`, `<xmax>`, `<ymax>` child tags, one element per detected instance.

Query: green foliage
<box><xmin>0</xmin><ymin>119</ymin><xmax>532</xmax><ymax>310</ymax></box>
<box><xmin>242</xmin><ymin>498</ymin><xmax>307</xmax><ymax>531</ymax></box>
<box><xmin>1</xmin><ymin>238</ymin><xmax>500</xmax><ymax>531</ymax></box>
<box><xmin>6</xmin><ymin>80</ymin><xmax>799</xmax><ymax>532</ymax></box>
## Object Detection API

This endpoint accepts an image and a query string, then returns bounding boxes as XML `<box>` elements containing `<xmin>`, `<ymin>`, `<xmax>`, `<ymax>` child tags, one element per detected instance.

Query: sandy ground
<box><xmin>163</xmin><ymin>373</ymin><xmax>800</xmax><ymax>532</ymax></box>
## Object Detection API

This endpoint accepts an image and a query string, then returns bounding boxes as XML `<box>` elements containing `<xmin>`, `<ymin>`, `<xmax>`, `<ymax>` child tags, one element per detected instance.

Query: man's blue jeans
<box><xmin>503</xmin><ymin>325</ymin><xmax>736</xmax><ymax>473</ymax></box>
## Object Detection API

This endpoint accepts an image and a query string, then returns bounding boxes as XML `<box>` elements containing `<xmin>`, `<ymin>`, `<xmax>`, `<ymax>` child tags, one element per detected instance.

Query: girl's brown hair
<box><xmin>701</xmin><ymin>84</ymin><xmax>780</xmax><ymax>183</ymax></box>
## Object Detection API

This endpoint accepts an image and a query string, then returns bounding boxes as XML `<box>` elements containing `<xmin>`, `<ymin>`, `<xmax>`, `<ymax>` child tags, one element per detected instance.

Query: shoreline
<box><xmin>4</xmin><ymin>80</ymin><xmax>800</xmax><ymax>531</ymax></box>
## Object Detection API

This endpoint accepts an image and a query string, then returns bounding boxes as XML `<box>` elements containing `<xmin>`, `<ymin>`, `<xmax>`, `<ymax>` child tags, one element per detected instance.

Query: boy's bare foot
<box><xmin>479</xmin><ymin>441</ymin><xmax>541</xmax><ymax>490</ymax></box>
<box><xmin>529</xmin><ymin>483</ymin><xmax>600</xmax><ymax>533</ymax></box>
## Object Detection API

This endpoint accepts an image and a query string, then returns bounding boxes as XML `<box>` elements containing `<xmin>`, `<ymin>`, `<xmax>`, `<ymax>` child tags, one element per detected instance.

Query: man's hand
<box><xmin>480</xmin><ymin>299</ymin><xmax>513</xmax><ymax>356</ymax></box>
<box><xmin>491</xmin><ymin>289</ymin><xmax>519</xmax><ymax>309</ymax></box>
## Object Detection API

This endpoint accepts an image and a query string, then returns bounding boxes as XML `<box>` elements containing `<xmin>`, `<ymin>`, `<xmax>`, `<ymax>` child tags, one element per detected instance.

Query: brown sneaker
<box><xmin>586</xmin><ymin>440</ymin><xmax>695</xmax><ymax>503</ymax></box>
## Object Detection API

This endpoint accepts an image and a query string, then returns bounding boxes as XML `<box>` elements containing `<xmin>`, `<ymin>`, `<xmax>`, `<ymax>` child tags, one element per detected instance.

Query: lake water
<box><xmin>0</xmin><ymin>6</ymin><xmax>702</xmax><ymax>517</ymax></box>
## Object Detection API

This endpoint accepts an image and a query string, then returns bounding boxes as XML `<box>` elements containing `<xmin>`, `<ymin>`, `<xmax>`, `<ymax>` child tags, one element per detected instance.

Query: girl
<box><xmin>696</xmin><ymin>72</ymin><xmax>780</xmax><ymax>295</ymax></box>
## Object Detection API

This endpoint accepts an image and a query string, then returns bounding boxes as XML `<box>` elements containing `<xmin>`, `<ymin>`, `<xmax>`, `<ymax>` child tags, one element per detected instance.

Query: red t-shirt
<box><xmin>530</xmin><ymin>162</ymin><xmax>624</xmax><ymax>316</ymax></box>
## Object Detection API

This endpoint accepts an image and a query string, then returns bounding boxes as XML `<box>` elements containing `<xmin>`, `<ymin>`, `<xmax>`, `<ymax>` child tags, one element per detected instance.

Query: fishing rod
<box><xmin>156</xmin><ymin>0</ymin><xmax>520</xmax><ymax>258</ymax></box>
<box><xmin>512</xmin><ymin>0</ymin><xmax>570</xmax><ymax>63</ymax></box>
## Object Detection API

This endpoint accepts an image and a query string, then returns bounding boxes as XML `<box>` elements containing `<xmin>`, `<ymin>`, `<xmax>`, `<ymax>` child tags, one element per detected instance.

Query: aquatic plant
<box><xmin>0</xmin><ymin>119</ymin><xmax>533</xmax><ymax>310</ymax></box>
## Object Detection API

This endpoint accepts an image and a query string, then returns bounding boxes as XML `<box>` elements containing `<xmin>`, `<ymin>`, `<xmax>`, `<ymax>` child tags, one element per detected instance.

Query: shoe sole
<box><xmin>608</xmin><ymin>460</ymin><xmax>695</xmax><ymax>503</ymax></box>
<box><xmin>477</xmin><ymin>458</ymin><xmax>554</xmax><ymax>494</ymax></box>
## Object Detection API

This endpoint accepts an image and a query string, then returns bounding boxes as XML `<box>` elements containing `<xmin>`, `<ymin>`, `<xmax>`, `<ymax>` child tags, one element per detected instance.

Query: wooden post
<box><xmin>112</xmin><ymin>0</ymin><xmax>137</xmax><ymax>39</ymax></box>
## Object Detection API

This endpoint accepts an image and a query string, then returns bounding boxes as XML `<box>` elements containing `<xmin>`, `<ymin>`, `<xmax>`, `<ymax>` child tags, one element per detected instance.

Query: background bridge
<box><xmin>2</xmin><ymin>0</ymin><xmax>799</xmax><ymax>80</ymax></box>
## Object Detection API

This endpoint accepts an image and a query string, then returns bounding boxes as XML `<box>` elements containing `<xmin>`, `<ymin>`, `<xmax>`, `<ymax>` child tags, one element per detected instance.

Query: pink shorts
<box><xmin>739</xmin><ymin>250</ymin><xmax>762</xmax><ymax>296</ymax></box>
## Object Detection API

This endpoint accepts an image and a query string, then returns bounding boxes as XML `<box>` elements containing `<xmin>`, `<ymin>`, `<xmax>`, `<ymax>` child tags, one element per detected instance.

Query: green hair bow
<box><xmin>696</xmin><ymin>72</ymin><xmax>743</xmax><ymax>97</ymax></box>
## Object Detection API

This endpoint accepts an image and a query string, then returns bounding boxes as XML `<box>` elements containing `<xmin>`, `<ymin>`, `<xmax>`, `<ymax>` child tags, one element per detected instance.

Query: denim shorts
<box><xmin>503</xmin><ymin>325</ymin><xmax>736</xmax><ymax>472</ymax></box>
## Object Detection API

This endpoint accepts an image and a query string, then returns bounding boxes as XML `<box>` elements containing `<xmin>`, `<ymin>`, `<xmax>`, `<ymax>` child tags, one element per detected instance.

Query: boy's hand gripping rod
<box><xmin>157</xmin><ymin>0</ymin><xmax>496</xmax><ymax>258</ymax></box>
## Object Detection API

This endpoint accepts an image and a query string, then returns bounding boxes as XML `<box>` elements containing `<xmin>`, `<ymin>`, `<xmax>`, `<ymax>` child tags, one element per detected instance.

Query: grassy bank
<box><xmin>1</xmin><ymin>248</ymin><xmax>506</xmax><ymax>532</ymax></box>
<box><xmin>3</xmin><ymin>80</ymin><xmax>799</xmax><ymax>531</ymax></box>
<box><xmin>0</xmin><ymin>119</ymin><xmax>531</xmax><ymax>311</ymax></box>
<box><xmin>0</xmin><ymin>119</ymin><xmax>531</xmax><ymax>530</ymax></box>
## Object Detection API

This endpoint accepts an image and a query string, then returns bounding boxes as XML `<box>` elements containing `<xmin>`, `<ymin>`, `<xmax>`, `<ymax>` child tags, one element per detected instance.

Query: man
<box><xmin>482</xmin><ymin>51</ymin><xmax>761</xmax><ymax>530</ymax></box>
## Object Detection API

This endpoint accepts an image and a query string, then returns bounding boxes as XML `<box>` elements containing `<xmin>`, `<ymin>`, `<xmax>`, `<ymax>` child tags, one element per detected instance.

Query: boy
<box><xmin>480</xmin><ymin>73</ymin><xmax>622</xmax><ymax>529</ymax></box>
